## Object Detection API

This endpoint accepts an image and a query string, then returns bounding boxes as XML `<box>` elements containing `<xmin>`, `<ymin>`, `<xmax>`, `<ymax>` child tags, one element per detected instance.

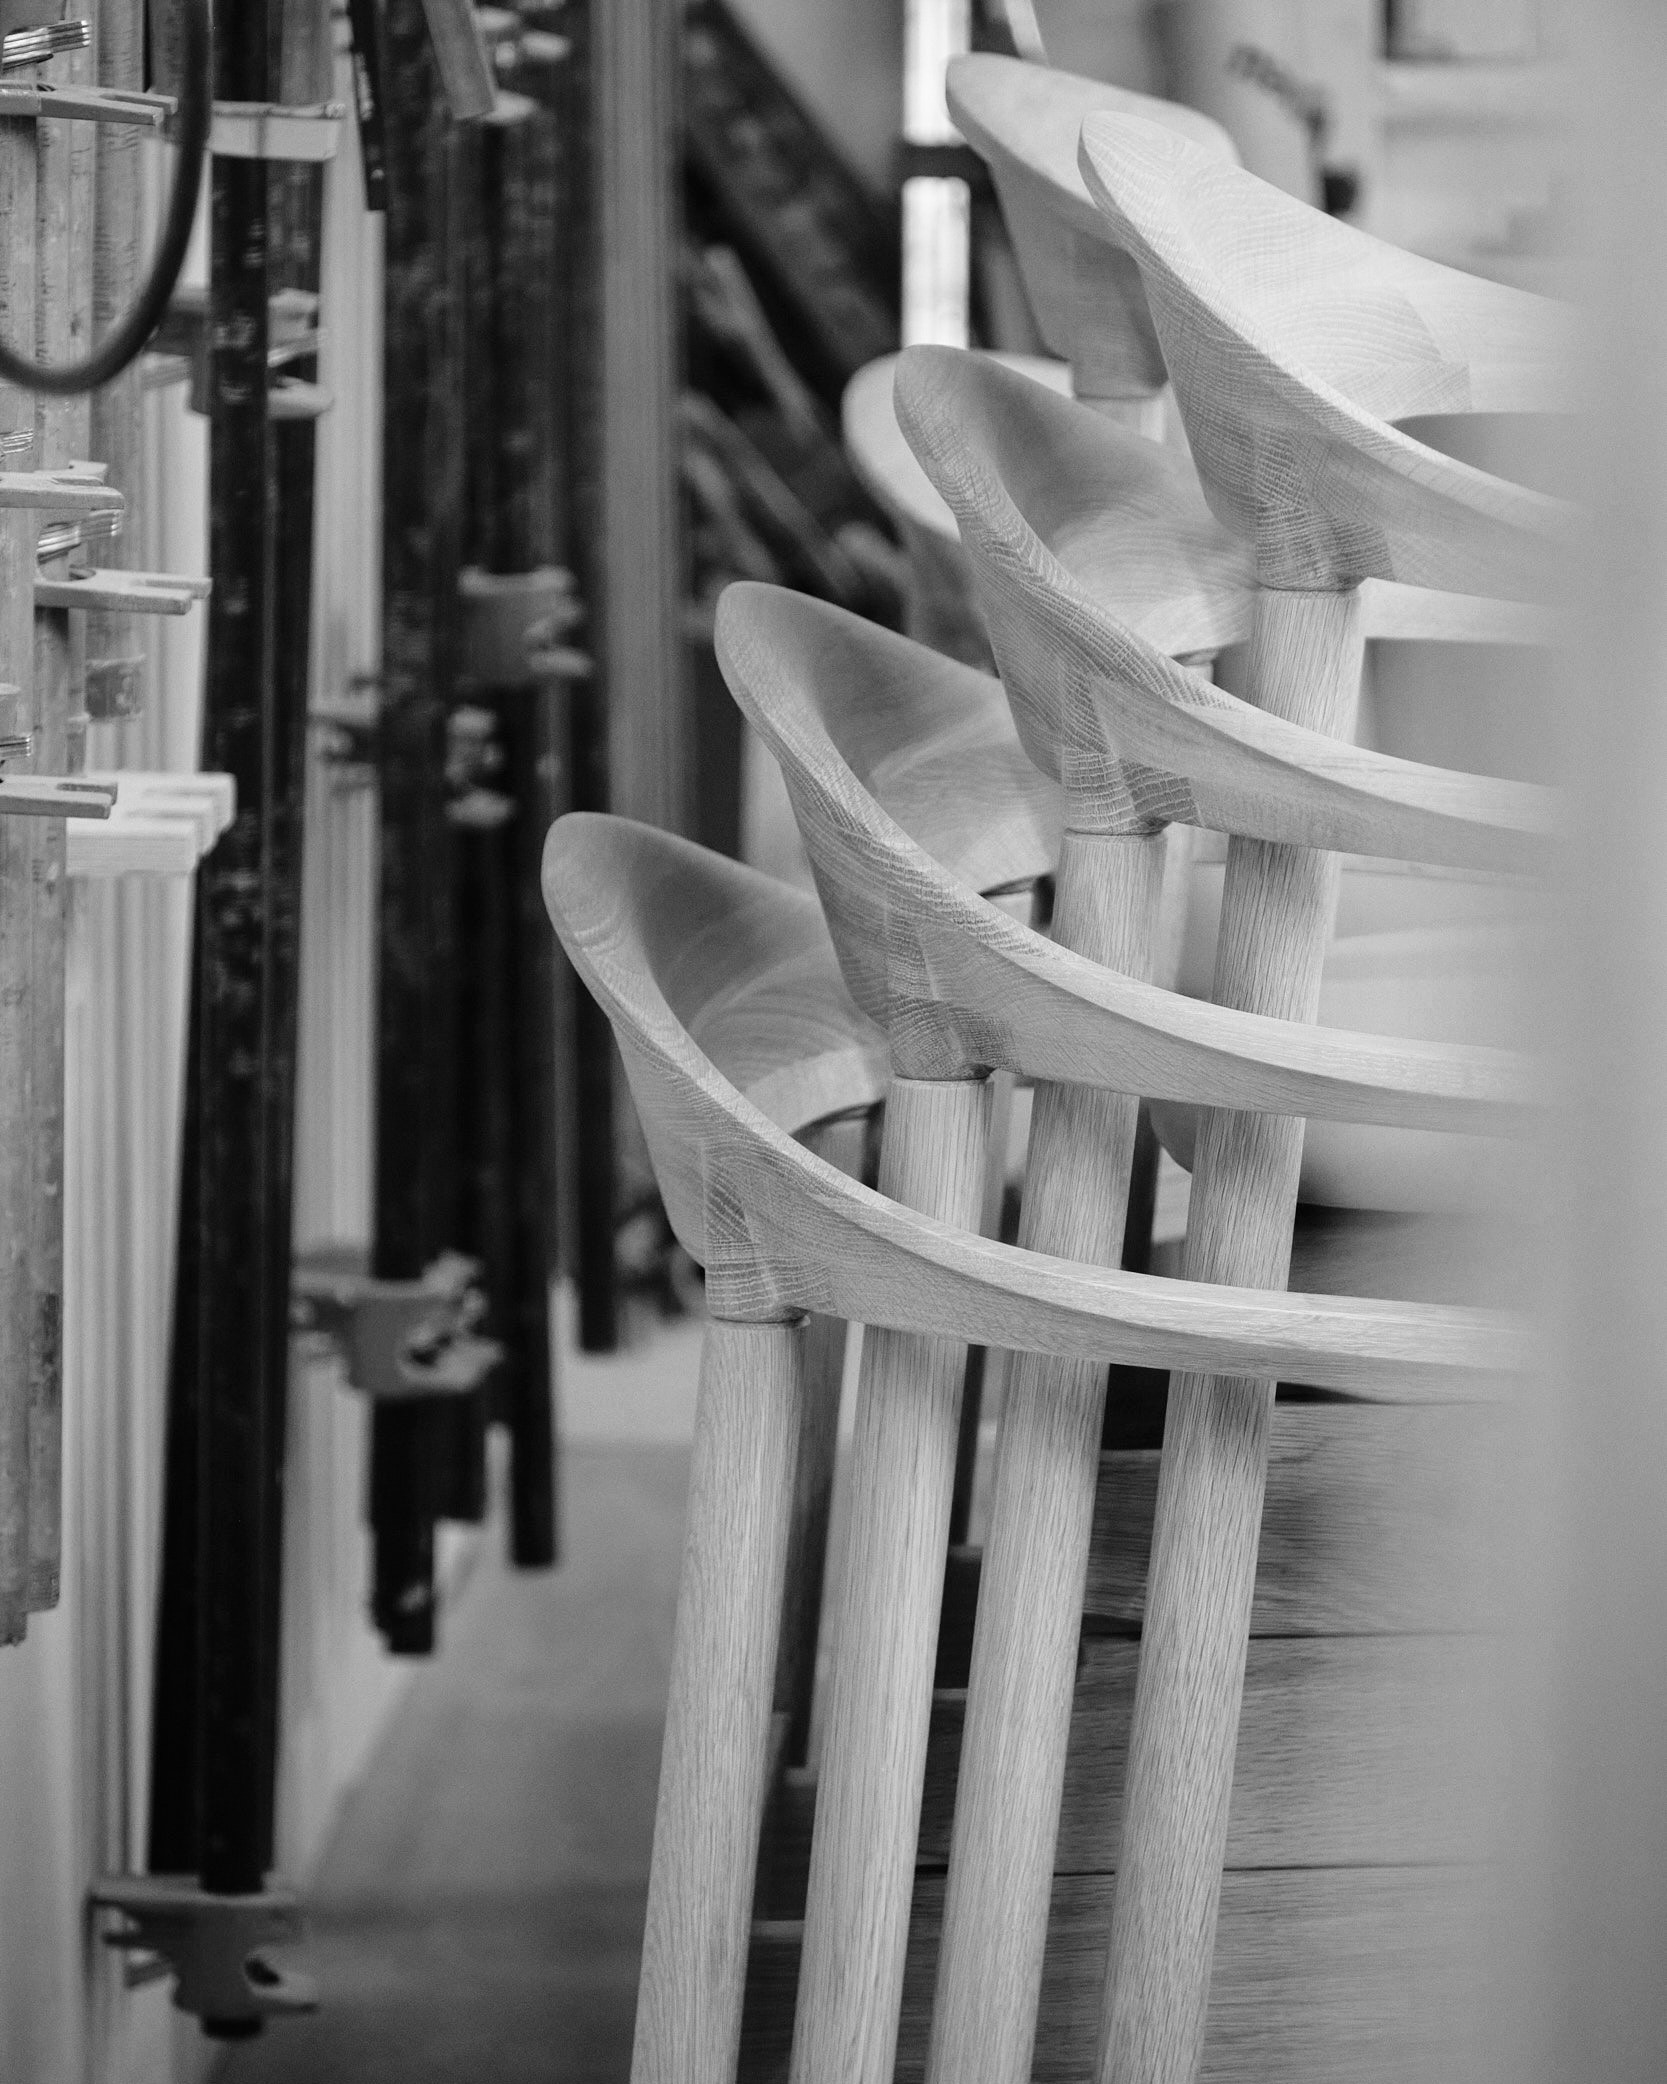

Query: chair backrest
<box><xmin>946</xmin><ymin>54</ymin><xmax>1235</xmax><ymax>406</ymax></box>
<box><xmin>894</xmin><ymin>346</ymin><xmax>1554</xmax><ymax>871</ymax></box>
<box><xmin>542</xmin><ymin>808</ymin><xmax>1517</xmax><ymax>1395</ymax></box>
<box><xmin>1077</xmin><ymin>112</ymin><xmax>1575</xmax><ymax>595</ymax></box>
<box><xmin>713</xmin><ymin>581</ymin><xmax>1531</xmax><ymax>1149</ymax></box>
<box><xmin>841</xmin><ymin>351</ymin><xmax>1072</xmax><ymax>551</ymax></box>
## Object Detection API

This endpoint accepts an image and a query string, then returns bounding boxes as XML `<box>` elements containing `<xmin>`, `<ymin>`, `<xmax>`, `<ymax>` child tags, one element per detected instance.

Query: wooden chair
<box><xmin>841</xmin><ymin>350</ymin><xmax>1071</xmax><ymax>663</ymax></box>
<box><xmin>541</xmin><ymin>809</ymin><xmax>1521</xmax><ymax>2084</ymax></box>
<box><xmin>1066</xmin><ymin>112</ymin><xmax>1566</xmax><ymax>2083</ymax></box>
<box><xmin>945</xmin><ymin>54</ymin><xmax>1236</xmax><ymax>430</ymax></box>
<box><xmin>842</xmin><ymin>55</ymin><xmax>1226</xmax><ymax>660</ymax></box>
<box><xmin>698</xmin><ymin>655</ymin><xmax>1062</xmax><ymax>1768</ymax></box>
<box><xmin>713</xmin><ymin>579</ymin><xmax>1533</xmax><ymax>2084</ymax></box>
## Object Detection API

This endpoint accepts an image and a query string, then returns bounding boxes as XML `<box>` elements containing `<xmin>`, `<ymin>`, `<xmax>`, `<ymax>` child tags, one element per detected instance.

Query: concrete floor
<box><xmin>223</xmin><ymin>1445</ymin><xmax>689</xmax><ymax>2084</ymax></box>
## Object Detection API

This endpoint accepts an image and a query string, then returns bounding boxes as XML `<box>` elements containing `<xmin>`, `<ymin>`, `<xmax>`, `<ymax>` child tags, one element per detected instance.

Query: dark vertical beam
<box><xmin>151</xmin><ymin>0</ymin><xmax>323</xmax><ymax>1908</ymax></box>
<box><xmin>376</xmin><ymin>0</ymin><xmax>462</xmax><ymax>1282</ymax></box>
<box><xmin>373</xmin><ymin>0</ymin><xmax>470</xmax><ymax>1651</ymax></box>
<box><xmin>261</xmin><ymin>169</ymin><xmax>325</xmax><ymax>1885</ymax></box>
<box><xmin>194</xmin><ymin>0</ymin><xmax>276</xmax><ymax>1900</ymax></box>
<box><xmin>455</xmin><ymin>89</ymin><xmax>559</xmax><ymax>1568</ymax></box>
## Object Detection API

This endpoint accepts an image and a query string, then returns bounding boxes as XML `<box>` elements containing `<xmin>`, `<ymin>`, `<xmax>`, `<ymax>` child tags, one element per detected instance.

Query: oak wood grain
<box><xmin>1077</xmin><ymin>113</ymin><xmax>1573</xmax><ymax>598</ymax></box>
<box><xmin>927</xmin><ymin>830</ymin><xmax>1164</xmax><ymax>2084</ymax></box>
<box><xmin>543</xmin><ymin>816</ymin><xmax>1520</xmax><ymax>1397</ymax></box>
<box><xmin>944</xmin><ymin>54</ymin><xmax>1234</xmax><ymax>409</ymax></box>
<box><xmin>714</xmin><ymin>587</ymin><xmax>1534</xmax><ymax>1136</ymax></box>
<box><xmin>630</xmin><ymin>1319</ymin><xmax>803</xmax><ymax>2084</ymax></box>
<box><xmin>894</xmin><ymin>348</ymin><xmax>1553</xmax><ymax>873</ymax></box>
<box><xmin>789</xmin><ymin>1075</ymin><xmax>991</xmax><ymax>2084</ymax></box>
<box><xmin>741</xmin><ymin>1867</ymin><xmax>1485</xmax><ymax>2083</ymax></box>
<box><xmin>1099</xmin><ymin>588</ymin><xmax>1367</xmax><ymax>2084</ymax></box>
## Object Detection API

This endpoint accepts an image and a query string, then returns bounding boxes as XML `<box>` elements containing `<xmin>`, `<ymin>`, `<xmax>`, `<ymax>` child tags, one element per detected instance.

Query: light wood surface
<box><xmin>936</xmin><ymin>1627</ymin><xmax>1496</xmax><ymax>1872</ymax></box>
<box><xmin>776</xmin><ymin>1115</ymin><xmax>866</xmax><ymax>1764</ymax></box>
<box><xmin>843</xmin><ymin>353</ymin><xmax>1073</xmax><ymax>548</ymax></box>
<box><xmin>927</xmin><ymin>829</ymin><xmax>1163</xmax><ymax>2084</ymax></box>
<box><xmin>546</xmin><ymin>811</ymin><xmax>1525</xmax><ymax>2081</ymax></box>
<box><xmin>790</xmin><ymin>1076</ymin><xmax>990</xmax><ymax>2084</ymax></box>
<box><xmin>894</xmin><ymin>348</ymin><xmax>1553</xmax><ymax>872</ymax></box>
<box><xmin>629</xmin><ymin>1319</ymin><xmax>803</xmax><ymax>2084</ymax></box>
<box><xmin>543</xmin><ymin>816</ymin><xmax>1521</xmax><ymax>1401</ymax></box>
<box><xmin>944</xmin><ymin>54</ymin><xmax>1234</xmax><ymax>410</ymax></box>
<box><xmin>1077</xmin><ymin>113</ymin><xmax>1573</xmax><ymax>598</ymax></box>
<box><xmin>1088</xmin><ymin>1400</ymin><xmax>1506</xmax><ymax>1637</ymax></box>
<box><xmin>1099</xmin><ymin>587</ymin><xmax>1367</xmax><ymax>2084</ymax></box>
<box><xmin>714</xmin><ymin>587</ymin><xmax>1533</xmax><ymax>1135</ymax></box>
<box><xmin>849</xmin><ymin>342</ymin><xmax>1555</xmax><ymax>649</ymax></box>
<box><xmin>742</xmin><ymin>1866</ymin><xmax>1485</xmax><ymax>2083</ymax></box>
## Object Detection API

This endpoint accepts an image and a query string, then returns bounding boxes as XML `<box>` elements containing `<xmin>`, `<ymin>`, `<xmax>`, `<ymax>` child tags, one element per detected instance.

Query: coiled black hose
<box><xmin>0</xmin><ymin>0</ymin><xmax>210</xmax><ymax>396</ymax></box>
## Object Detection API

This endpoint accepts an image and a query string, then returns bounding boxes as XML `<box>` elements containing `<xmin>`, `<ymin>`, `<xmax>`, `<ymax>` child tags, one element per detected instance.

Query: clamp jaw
<box><xmin>90</xmin><ymin>1874</ymin><xmax>318</xmax><ymax>2038</ymax></box>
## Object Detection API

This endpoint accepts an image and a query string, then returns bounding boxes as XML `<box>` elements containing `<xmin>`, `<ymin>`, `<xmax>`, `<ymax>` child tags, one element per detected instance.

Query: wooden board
<box><xmin>740</xmin><ymin>1867</ymin><xmax>1485</xmax><ymax>2082</ymax></box>
<box><xmin>765</xmin><ymin>1626</ymin><xmax>1495</xmax><ymax>1909</ymax></box>
<box><xmin>1086</xmin><ymin>1401</ymin><xmax>1507</xmax><ymax>1636</ymax></box>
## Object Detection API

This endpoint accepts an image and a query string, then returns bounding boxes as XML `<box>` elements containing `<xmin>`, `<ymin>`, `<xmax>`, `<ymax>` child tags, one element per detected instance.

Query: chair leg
<box><xmin>1097</xmin><ymin>590</ymin><xmax>1361</xmax><ymax>2084</ymax></box>
<box><xmin>789</xmin><ymin>1075</ymin><xmax>991</xmax><ymax>2084</ymax></box>
<box><xmin>631</xmin><ymin>1315</ymin><xmax>804</xmax><ymax>2084</ymax></box>
<box><xmin>775</xmin><ymin>1112</ymin><xmax>868</xmax><ymax>1767</ymax></box>
<box><xmin>929</xmin><ymin>831</ymin><xmax>1163</xmax><ymax>2084</ymax></box>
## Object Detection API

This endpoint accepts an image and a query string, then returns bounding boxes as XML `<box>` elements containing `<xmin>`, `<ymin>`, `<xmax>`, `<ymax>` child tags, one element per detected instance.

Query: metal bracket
<box><xmin>211</xmin><ymin>100</ymin><xmax>344</xmax><ymax>163</ymax></box>
<box><xmin>90</xmin><ymin>1875</ymin><xmax>317</xmax><ymax>2034</ymax></box>
<box><xmin>457</xmin><ymin>564</ymin><xmax>586</xmax><ymax>686</ymax></box>
<box><xmin>0</xmin><ymin>82</ymin><xmax>172</xmax><ymax>129</ymax></box>
<box><xmin>294</xmin><ymin>1247</ymin><xmax>503</xmax><ymax>1400</ymax></box>
<box><xmin>0</xmin><ymin>460</ymin><xmax>118</xmax><ymax>515</ymax></box>
<box><xmin>0</xmin><ymin>732</ymin><xmax>115</xmax><ymax>820</ymax></box>
<box><xmin>143</xmin><ymin>288</ymin><xmax>328</xmax><ymax>416</ymax></box>
<box><xmin>310</xmin><ymin>673</ymin><xmax>381</xmax><ymax>788</ymax></box>
<box><xmin>35</xmin><ymin>566</ymin><xmax>211</xmax><ymax>616</ymax></box>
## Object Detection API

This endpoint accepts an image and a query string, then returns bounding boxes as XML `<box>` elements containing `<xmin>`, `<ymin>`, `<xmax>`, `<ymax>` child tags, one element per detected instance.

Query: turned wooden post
<box><xmin>1098</xmin><ymin>588</ymin><xmax>1362</xmax><ymax>2084</ymax></box>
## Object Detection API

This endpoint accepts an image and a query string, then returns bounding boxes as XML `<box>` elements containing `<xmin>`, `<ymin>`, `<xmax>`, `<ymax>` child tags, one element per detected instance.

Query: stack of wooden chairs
<box><xmin>543</xmin><ymin>49</ymin><xmax>1562</xmax><ymax>2084</ymax></box>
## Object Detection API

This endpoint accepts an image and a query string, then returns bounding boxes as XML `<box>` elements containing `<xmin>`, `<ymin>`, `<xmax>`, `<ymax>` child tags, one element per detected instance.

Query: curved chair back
<box><xmin>893</xmin><ymin>347</ymin><xmax>1553</xmax><ymax>870</ymax></box>
<box><xmin>841</xmin><ymin>349</ymin><xmax>1072</xmax><ymax>663</ymax></box>
<box><xmin>715</xmin><ymin>582</ymin><xmax>1532</xmax><ymax>1155</ymax></box>
<box><xmin>1077</xmin><ymin>113</ymin><xmax>1574</xmax><ymax>596</ymax></box>
<box><xmin>946</xmin><ymin>54</ymin><xmax>1235</xmax><ymax>414</ymax></box>
<box><xmin>543</xmin><ymin>811</ymin><xmax>1521</xmax><ymax>2084</ymax></box>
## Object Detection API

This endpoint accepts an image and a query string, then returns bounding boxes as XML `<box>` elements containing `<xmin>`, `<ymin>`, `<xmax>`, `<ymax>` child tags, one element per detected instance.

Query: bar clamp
<box><xmin>90</xmin><ymin>1874</ymin><xmax>318</xmax><ymax>2035</ymax></box>
<box><xmin>294</xmin><ymin>1247</ymin><xmax>503</xmax><ymax>1399</ymax></box>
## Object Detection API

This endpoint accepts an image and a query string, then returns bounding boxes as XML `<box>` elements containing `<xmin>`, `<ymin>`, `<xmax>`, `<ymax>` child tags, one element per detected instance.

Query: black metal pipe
<box><xmin>195</xmin><ymin>0</ymin><xmax>276</xmax><ymax>1905</ymax></box>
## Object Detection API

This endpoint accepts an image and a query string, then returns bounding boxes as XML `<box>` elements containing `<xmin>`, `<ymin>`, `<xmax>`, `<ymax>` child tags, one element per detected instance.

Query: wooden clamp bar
<box><xmin>67</xmin><ymin>771</ymin><xmax>234</xmax><ymax>877</ymax></box>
